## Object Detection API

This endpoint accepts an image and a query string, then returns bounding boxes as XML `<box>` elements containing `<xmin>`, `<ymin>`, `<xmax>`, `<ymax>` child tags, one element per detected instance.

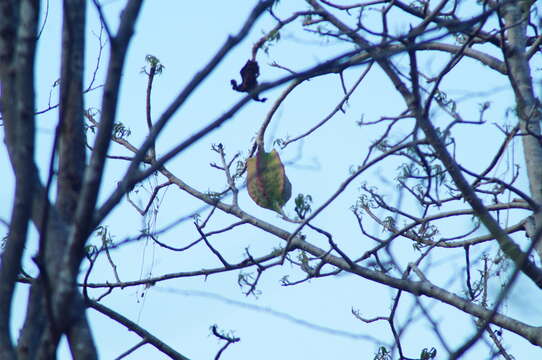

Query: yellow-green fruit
<box><xmin>247</xmin><ymin>149</ymin><xmax>292</xmax><ymax>212</ymax></box>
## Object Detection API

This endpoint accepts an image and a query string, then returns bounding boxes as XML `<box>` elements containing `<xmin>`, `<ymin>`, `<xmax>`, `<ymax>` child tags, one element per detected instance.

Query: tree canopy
<box><xmin>1</xmin><ymin>0</ymin><xmax>542</xmax><ymax>359</ymax></box>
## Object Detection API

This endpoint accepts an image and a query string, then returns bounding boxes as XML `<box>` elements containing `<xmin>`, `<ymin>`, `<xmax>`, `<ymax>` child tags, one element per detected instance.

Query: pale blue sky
<box><xmin>2</xmin><ymin>1</ymin><xmax>542</xmax><ymax>359</ymax></box>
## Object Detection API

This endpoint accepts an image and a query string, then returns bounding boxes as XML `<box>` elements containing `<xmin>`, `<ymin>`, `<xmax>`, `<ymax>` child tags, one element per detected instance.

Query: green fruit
<box><xmin>247</xmin><ymin>149</ymin><xmax>292</xmax><ymax>212</ymax></box>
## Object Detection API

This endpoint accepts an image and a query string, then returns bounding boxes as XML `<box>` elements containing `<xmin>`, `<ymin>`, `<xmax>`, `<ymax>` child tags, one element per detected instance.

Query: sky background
<box><xmin>2</xmin><ymin>0</ymin><xmax>542</xmax><ymax>359</ymax></box>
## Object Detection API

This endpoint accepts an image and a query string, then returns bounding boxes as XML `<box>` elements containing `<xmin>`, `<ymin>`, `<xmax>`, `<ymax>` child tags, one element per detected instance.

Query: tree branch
<box><xmin>0</xmin><ymin>1</ymin><xmax>39</xmax><ymax>358</ymax></box>
<box><xmin>88</xmin><ymin>301</ymin><xmax>191</xmax><ymax>360</ymax></box>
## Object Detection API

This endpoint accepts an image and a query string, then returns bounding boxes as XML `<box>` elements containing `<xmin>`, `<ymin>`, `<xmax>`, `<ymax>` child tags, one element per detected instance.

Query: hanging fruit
<box><xmin>247</xmin><ymin>149</ymin><xmax>292</xmax><ymax>213</ymax></box>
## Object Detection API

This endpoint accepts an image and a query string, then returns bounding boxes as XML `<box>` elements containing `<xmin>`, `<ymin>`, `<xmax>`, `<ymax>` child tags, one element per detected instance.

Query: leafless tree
<box><xmin>1</xmin><ymin>0</ymin><xmax>541</xmax><ymax>359</ymax></box>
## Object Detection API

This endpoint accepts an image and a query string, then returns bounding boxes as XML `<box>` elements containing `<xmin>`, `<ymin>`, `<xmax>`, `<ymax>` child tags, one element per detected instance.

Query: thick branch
<box><xmin>57</xmin><ymin>0</ymin><xmax>86</xmax><ymax>222</ymax></box>
<box><xmin>295</xmin><ymin>240</ymin><xmax>542</xmax><ymax>347</ymax></box>
<box><xmin>67</xmin><ymin>0</ymin><xmax>143</xmax><ymax>281</ymax></box>
<box><xmin>502</xmin><ymin>1</ymin><xmax>542</xmax><ymax>258</ymax></box>
<box><xmin>0</xmin><ymin>1</ymin><xmax>39</xmax><ymax>358</ymax></box>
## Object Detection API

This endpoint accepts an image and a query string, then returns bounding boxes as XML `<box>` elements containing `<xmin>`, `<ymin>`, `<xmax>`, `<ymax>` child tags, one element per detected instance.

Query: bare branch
<box><xmin>88</xmin><ymin>300</ymin><xmax>191</xmax><ymax>360</ymax></box>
